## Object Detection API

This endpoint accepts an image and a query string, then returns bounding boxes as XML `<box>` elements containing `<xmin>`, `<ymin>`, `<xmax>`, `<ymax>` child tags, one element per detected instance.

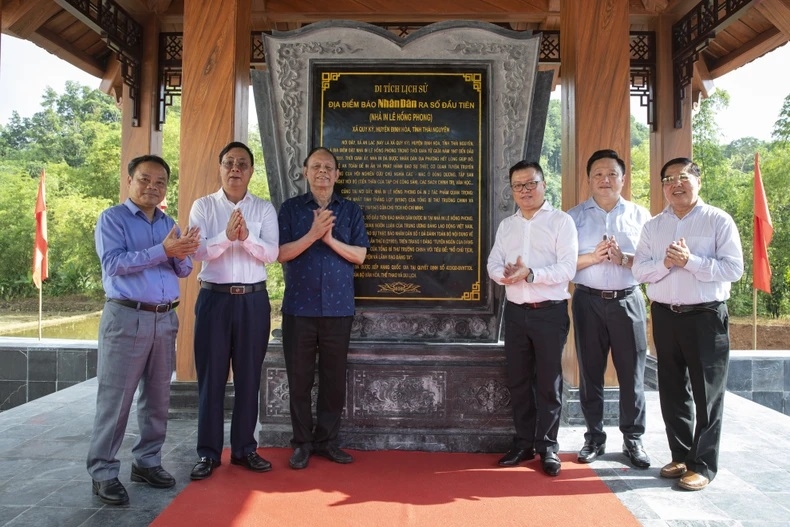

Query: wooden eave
<box><xmin>2</xmin><ymin>0</ymin><xmax>789</xmax><ymax>94</ymax></box>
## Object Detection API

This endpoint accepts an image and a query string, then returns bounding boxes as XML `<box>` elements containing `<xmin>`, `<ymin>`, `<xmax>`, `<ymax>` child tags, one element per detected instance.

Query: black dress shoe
<box><xmin>622</xmin><ymin>443</ymin><xmax>651</xmax><ymax>468</ymax></box>
<box><xmin>314</xmin><ymin>445</ymin><xmax>354</xmax><ymax>464</ymax></box>
<box><xmin>131</xmin><ymin>464</ymin><xmax>175</xmax><ymax>488</ymax></box>
<box><xmin>230</xmin><ymin>451</ymin><xmax>273</xmax><ymax>472</ymax></box>
<box><xmin>289</xmin><ymin>445</ymin><xmax>312</xmax><ymax>470</ymax></box>
<box><xmin>577</xmin><ymin>441</ymin><xmax>606</xmax><ymax>463</ymax></box>
<box><xmin>190</xmin><ymin>457</ymin><xmax>221</xmax><ymax>480</ymax></box>
<box><xmin>541</xmin><ymin>451</ymin><xmax>562</xmax><ymax>476</ymax></box>
<box><xmin>497</xmin><ymin>447</ymin><xmax>536</xmax><ymax>467</ymax></box>
<box><xmin>92</xmin><ymin>477</ymin><xmax>129</xmax><ymax>506</ymax></box>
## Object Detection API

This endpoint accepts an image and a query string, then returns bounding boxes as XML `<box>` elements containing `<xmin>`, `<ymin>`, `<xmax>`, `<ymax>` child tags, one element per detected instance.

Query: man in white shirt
<box><xmin>567</xmin><ymin>149</ymin><xmax>652</xmax><ymax>469</ymax></box>
<box><xmin>633</xmin><ymin>157</ymin><xmax>743</xmax><ymax>491</ymax></box>
<box><xmin>187</xmin><ymin>142</ymin><xmax>280</xmax><ymax>480</ymax></box>
<box><xmin>487</xmin><ymin>160</ymin><xmax>578</xmax><ymax>477</ymax></box>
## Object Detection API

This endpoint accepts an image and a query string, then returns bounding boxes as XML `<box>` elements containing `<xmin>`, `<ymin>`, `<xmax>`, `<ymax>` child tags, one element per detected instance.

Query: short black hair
<box><xmin>586</xmin><ymin>149</ymin><xmax>625</xmax><ymax>176</ymax></box>
<box><xmin>128</xmin><ymin>155</ymin><xmax>171</xmax><ymax>181</ymax></box>
<box><xmin>508</xmin><ymin>160</ymin><xmax>543</xmax><ymax>183</ymax></box>
<box><xmin>218</xmin><ymin>141</ymin><xmax>254</xmax><ymax>166</ymax></box>
<box><xmin>303</xmin><ymin>146</ymin><xmax>340</xmax><ymax>170</ymax></box>
<box><xmin>660</xmin><ymin>157</ymin><xmax>700</xmax><ymax>180</ymax></box>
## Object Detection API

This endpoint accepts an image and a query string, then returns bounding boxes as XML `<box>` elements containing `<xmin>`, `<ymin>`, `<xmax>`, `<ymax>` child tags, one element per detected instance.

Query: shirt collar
<box><xmin>302</xmin><ymin>191</ymin><xmax>341</xmax><ymax>207</ymax></box>
<box><xmin>124</xmin><ymin>198</ymin><xmax>164</xmax><ymax>221</ymax></box>
<box><xmin>584</xmin><ymin>195</ymin><xmax>624</xmax><ymax>212</ymax></box>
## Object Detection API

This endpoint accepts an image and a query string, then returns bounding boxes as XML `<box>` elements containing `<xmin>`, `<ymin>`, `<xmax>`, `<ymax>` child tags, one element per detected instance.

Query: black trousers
<box><xmin>651</xmin><ymin>301</ymin><xmax>729</xmax><ymax>481</ymax></box>
<box><xmin>194</xmin><ymin>287</ymin><xmax>270</xmax><ymax>460</ymax></box>
<box><xmin>281</xmin><ymin>314</ymin><xmax>353</xmax><ymax>447</ymax></box>
<box><xmin>572</xmin><ymin>288</ymin><xmax>648</xmax><ymax>447</ymax></box>
<box><xmin>503</xmin><ymin>300</ymin><xmax>569</xmax><ymax>453</ymax></box>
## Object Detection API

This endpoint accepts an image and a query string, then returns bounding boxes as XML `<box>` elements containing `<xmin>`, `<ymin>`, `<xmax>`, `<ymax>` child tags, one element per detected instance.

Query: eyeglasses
<box><xmin>511</xmin><ymin>180</ymin><xmax>542</xmax><ymax>192</ymax></box>
<box><xmin>661</xmin><ymin>173</ymin><xmax>695</xmax><ymax>185</ymax></box>
<box><xmin>221</xmin><ymin>160</ymin><xmax>250</xmax><ymax>170</ymax></box>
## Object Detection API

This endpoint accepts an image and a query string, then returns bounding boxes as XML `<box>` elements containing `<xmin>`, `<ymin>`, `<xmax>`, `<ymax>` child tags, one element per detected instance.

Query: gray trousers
<box><xmin>86</xmin><ymin>301</ymin><xmax>178</xmax><ymax>481</ymax></box>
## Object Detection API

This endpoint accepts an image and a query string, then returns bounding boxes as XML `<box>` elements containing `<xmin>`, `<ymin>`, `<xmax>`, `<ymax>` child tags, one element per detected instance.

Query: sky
<box><xmin>1</xmin><ymin>34</ymin><xmax>790</xmax><ymax>143</ymax></box>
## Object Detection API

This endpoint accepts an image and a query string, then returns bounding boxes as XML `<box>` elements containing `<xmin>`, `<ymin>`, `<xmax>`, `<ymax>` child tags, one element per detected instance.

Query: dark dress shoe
<box><xmin>289</xmin><ymin>445</ymin><xmax>312</xmax><ymax>469</ymax></box>
<box><xmin>541</xmin><ymin>451</ymin><xmax>562</xmax><ymax>477</ymax></box>
<box><xmin>92</xmin><ymin>477</ymin><xmax>129</xmax><ymax>506</ymax></box>
<box><xmin>622</xmin><ymin>443</ymin><xmax>651</xmax><ymax>468</ymax></box>
<box><xmin>231</xmin><ymin>451</ymin><xmax>273</xmax><ymax>472</ymax></box>
<box><xmin>497</xmin><ymin>447</ymin><xmax>536</xmax><ymax>467</ymax></box>
<box><xmin>131</xmin><ymin>464</ymin><xmax>175</xmax><ymax>488</ymax></box>
<box><xmin>314</xmin><ymin>445</ymin><xmax>354</xmax><ymax>464</ymax></box>
<box><xmin>577</xmin><ymin>441</ymin><xmax>606</xmax><ymax>463</ymax></box>
<box><xmin>190</xmin><ymin>457</ymin><xmax>221</xmax><ymax>480</ymax></box>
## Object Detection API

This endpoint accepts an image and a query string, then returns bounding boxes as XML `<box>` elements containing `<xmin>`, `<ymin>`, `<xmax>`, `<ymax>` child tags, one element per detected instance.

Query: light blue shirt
<box><xmin>632</xmin><ymin>199</ymin><xmax>743</xmax><ymax>304</ymax></box>
<box><xmin>95</xmin><ymin>199</ymin><xmax>192</xmax><ymax>304</ymax></box>
<box><xmin>567</xmin><ymin>196</ymin><xmax>651</xmax><ymax>290</ymax></box>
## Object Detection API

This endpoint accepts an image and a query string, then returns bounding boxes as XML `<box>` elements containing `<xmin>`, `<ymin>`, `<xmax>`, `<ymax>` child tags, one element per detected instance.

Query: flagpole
<box><xmin>38</xmin><ymin>284</ymin><xmax>43</xmax><ymax>341</ymax></box>
<box><xmin>752</xmin><ymin>288</ymin><xmax>757</xmax><ymax>350</ymax></box>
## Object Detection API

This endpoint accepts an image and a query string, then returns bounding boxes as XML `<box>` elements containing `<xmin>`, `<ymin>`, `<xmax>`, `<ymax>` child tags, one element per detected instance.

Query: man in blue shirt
<box><xmin>567</xmin><ymin>149</ymin><xmax>652</xmax><ymax>469</ymax></box>
<box><xmin>278</xmin><ymin>147</ymin><xmax>369</xmax><ymax>470</ymax></box>
<box><xmin>88</xmin><ymin>155</ymin><xmax>199</xmax><ymax>505</ymax></box>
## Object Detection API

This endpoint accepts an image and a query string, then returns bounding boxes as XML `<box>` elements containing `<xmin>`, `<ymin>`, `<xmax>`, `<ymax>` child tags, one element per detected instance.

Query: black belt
<box><xmin>107</xmin><ymin>298</ymin><xmax>179</xmax><ymax>313</ymax></box>
<box><xmin>200</xmin><ymin>281</ymin><xmax>266</xmax><ymax>295</ymax></box>
<box><xmin>576</xmin><ymin>284</ymin><xmax>636</xmax><ymax>300</ymax></box>
<box><xmin>509</xmin><ymin>299</ymin><xmax>566</xmax><ymax>310</ymax></box>
<box><xmin>655</xmin><ymin>301</ymin><xmax>723</xmax><ymax>314</ymax></box>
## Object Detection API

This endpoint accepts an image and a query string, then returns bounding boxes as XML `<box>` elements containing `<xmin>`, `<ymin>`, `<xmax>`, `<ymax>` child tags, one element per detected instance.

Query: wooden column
<box><xmin>119</xmin><ymin>16</ymin><xmax>163</xmax><ymax>203</ymax></box>
<box><xmin>649</xmin><ymin>14</ymin><xmax>692</xmax><ymax>215</ymax></box>
<box><xmin>560</xmin><ymin>0</ymin><xmax>631</xmax><ymax>386</ymax></box>
<box><xmin>176</xmin><ymin>0</ymin><xmax>251</xmax><ymax>381</ymax></box>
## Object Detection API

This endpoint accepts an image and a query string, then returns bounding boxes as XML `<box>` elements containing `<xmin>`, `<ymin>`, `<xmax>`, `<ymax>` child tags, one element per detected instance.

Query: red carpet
<box><xmin>152</xmin><ymin>449</ymin><xmax>640</xmax><ymax>527</ymax></box>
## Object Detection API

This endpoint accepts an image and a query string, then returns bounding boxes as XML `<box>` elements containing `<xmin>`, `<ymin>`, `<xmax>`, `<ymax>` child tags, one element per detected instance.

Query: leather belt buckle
<box><xmin>154</xmin><ymin>303</ymin><xmax>169</xmax><ymax>313</ymax></box>
<box><xmin>601</xmin><ymin>291</ymin><xmax>617</xmax><ymax>300</ymax></box>
<box><xmin>669</xmin><ymin>304</ymin><xmax>684</xmax><ymax>313</ymax></box>
<box><xmin>229</xmin><ymin>285</ymin><xmax>246</xmax><ymax>295</ymax></box>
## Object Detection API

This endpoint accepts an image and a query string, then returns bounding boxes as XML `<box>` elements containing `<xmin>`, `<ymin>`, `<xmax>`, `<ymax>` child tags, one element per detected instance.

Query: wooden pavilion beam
<box><xmin>1</xmin><ymin>0</ymin><xmax>59</xmax><ymax>37</ymax></box>
<box><xmin>755</xmin><ymin>0</ymin><xmax>790</xmax><ymax>37</ymax></box>
<box><xmin>707</xmin><ymin>26</ymin><xmax>786</xmax><ymax>77</ymax></box>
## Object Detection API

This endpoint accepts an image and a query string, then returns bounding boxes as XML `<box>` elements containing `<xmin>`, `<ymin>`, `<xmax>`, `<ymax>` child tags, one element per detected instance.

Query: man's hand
<box><xmin>311</xmin><ymin>208</ymin><xmax>335</xmax><ymax>242</ymax></box>
<box><xmin>593</xmin><ymin>236</ymin><xmax>612</xmax><ymax>264</ymax></box>
<box><xmin>606</xmin><ymin>235</ymin><xmax>625</xmax><ymax>264</ymax></box>
<box><xmin>502</xmin><ymin>255</ymin><xmax>529</xmax><ymax>284</ymax></box>
<box><xmin>163</xmin><ymin>225</ymin><xmax>201</xmax><ymax>258</ymax></box>
<box><xmin>665</xmin><ymin>237</ymin><xmax>690</xmax><ymax>268</ymax></box>
<box><xmin>226</xmin><ymin>209</ymin><xmax>249</xmax><ymax>241</ymax></box>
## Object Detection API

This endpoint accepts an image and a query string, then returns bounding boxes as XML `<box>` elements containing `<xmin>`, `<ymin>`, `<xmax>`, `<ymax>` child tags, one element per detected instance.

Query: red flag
<box><xmin>33</xmin><ymin>170</ymin><xmax>48</xmax><ymax>289</ymax></box>
<box><xmin>753</xmin><ymin>152</ymin><xmax>773</xmax><ymax>293</ymax></box>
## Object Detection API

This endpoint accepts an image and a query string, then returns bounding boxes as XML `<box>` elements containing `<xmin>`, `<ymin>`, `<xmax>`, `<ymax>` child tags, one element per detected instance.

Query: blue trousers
<box><xmin>194</xmin><ymin>287</ymin><xmax>271</xmax><ymax>460</ymax></box>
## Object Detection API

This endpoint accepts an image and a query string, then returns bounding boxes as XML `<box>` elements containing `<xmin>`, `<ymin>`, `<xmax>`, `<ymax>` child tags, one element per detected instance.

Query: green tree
<box><xmin>772</xmin><ymin>93</ymin><xmax>790</xmax><ymax>144</ymax></box>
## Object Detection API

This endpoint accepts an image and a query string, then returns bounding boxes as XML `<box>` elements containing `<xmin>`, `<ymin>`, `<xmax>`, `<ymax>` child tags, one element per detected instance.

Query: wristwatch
<box><xmin>526</xmin><ymin>269</ymin><xmax>534</xmax><ymax>283</ymax></box>
<box><xmin>621</xmin><ymin>254</ymin><xmax>629</xmax><ymax>267</ymax></box>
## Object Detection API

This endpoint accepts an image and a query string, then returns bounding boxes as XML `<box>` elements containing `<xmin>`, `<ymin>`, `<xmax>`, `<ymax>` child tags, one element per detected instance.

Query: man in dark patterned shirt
<box><xmin>277</xmin><ymin>146</ymin><xmax>370</xmax><ymax>470</ymax></box>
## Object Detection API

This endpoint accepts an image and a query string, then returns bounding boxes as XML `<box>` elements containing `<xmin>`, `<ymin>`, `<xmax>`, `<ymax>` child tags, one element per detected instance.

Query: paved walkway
<box><xmin>0</xmin><ymin>378</ymin><xmax>789</xmax><ymax>526</ymax></box>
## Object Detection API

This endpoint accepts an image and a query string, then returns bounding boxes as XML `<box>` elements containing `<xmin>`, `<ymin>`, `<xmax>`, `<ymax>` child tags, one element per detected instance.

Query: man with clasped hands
<box><xmin>633</xmin><ymin>157</ymin><xmax>743</xmax><ymax>491</ymax></box>
<box><xmin>487</xmin><ymin>160</ymin><xmax>578</xmax><ymax>477</ymax></box>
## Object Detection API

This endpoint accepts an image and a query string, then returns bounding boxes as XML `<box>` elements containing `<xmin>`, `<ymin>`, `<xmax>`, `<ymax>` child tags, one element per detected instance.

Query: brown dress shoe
<box><xmin>678</xmin><ymin>470</ymin><xmax>709</xmax><ymax>491</ymax></box>
<box><xmin>659</xmin><ymin>461</ymin><xmax>687</xmax><ymax>478</ymax></box>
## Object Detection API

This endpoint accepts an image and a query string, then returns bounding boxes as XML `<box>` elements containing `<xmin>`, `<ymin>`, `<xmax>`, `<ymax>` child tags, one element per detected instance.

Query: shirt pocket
<box><xmin>247</xmin><ymin>221</ymin><xmax>262</xmax><ymax>238</ymax></box>
<box><xmin>613</xmin><ymin>228</ymin><xmax>641</xmax><ymax>253</ymax></box>
<box><xmin>684</xmin><ymin>235</ymin><xmax>716</xmax><ymax>258</ymax></box>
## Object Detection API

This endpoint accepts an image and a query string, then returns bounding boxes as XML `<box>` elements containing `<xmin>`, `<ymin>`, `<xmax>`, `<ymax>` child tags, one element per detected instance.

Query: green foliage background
<box><xmin>1</xmin><ymin>82</ymin><xmax>789</xmax><ymax>316</ymax></box>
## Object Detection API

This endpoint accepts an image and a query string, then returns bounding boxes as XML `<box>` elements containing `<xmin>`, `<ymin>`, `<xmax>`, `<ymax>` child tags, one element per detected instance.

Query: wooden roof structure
<box><xmin>3</xmin><ymin>0</ymin><xmax>790</xmax><ymax>125</ymax></box>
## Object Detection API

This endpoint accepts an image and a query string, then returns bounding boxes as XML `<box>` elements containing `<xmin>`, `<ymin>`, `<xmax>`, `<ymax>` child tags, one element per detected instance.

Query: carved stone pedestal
<box><xmin>258</xmin><ymin>342</ymin><xmax>515</xmax><ymax>453</ymax></box>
